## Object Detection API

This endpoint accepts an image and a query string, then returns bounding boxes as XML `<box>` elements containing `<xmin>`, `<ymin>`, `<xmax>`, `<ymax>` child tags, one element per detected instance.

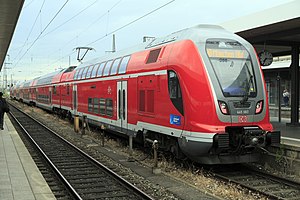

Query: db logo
<box><xmin>107</xmin><ymin>86</ymin><xmax>112</xmax><ymax>94</ymax></box>
<box><xmin>238</xmin><ymin>115</ymin><xmax>248</xmax><ymax>123</ymax></box>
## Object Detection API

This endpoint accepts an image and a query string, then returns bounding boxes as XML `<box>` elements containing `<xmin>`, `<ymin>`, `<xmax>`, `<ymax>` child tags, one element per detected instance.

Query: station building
<box><xmin>221</xmin><ymin>0</ymin><xmax>300</xmax><ymax>124</ymax></box>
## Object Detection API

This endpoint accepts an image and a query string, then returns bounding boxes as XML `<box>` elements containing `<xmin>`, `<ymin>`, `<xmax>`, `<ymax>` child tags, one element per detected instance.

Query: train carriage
<box><xmin>13</xmin><ymin>25</ymin><xmax>280</xmax><ymax>164</ymax></box>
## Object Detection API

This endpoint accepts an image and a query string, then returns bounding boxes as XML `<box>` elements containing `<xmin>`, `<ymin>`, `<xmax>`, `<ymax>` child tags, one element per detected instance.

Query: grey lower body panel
<box><xmin>178</xmin><ymin>136</ymin><xmax>261</xmax><ymax>164</ymax></box>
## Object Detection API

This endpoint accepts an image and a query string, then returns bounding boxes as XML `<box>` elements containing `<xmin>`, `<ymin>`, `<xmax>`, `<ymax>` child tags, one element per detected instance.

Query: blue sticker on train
<box><xmin>170</xmin><ymin>114</ymin><xmax>181</xmax><ymax>125</ymax></box>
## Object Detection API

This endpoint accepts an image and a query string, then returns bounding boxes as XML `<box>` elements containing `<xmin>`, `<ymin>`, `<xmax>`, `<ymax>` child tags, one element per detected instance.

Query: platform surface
<box><xmin>0</xmin><ymin>114</ymin><xmax>55</xmax><ymax>200</ymax></box>
<box><xmin>271</xmin><ymin>117</ymin><xmax>300</xmax><ymax>147</ymax></box>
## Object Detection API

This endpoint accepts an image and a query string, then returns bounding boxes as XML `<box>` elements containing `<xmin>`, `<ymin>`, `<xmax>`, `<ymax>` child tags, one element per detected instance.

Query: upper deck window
<box><xmin>110</xmin><ymin>58</ymin><xmax>121</xmax><ymax>75</ymax></box>
<box><xmin>80</xmin><ymin>67</ymin><xmax>89</xmax><ymax>79</ymax></box>
<box><xmin>91</xmin><ymin>63</ymin><xmax>100</xmax><ymax>78</ymax></box>
<box><xmin>97</xmin><ymin>62</ymin><xmax>106</xmax><ymax>77</ymax></box>
<box><xmin>118</xmin><ymin>55</ymin><xmax>130</xmax><ymax>74</ymax></box>
<box><xmin>74</xmin><ymin>70</ymin><xmax>79</xmax><ymax>80</ymax></box>
<box><xmin>205</xmin><ymin>39</ymin><xmax>256</xmax><ymax>97</ymax></box>
<box><xmin>103</xmin><ymin>60</ymin><xmax>113</xmax><ymax>76</ymax></box>
<box><xmin>86</xmin><ymin>65</ymin><xmax>94</xmax><ymax>78</ymax></box>
<box><xmin>77</xmin><ymin>68</ymin><xmax>83</xmax><ymax>80</ymax></box>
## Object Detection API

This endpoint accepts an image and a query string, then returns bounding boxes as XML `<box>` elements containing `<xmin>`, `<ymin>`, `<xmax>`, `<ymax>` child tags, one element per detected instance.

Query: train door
<box><xmin>73</xmin><ymin>84</ymin><xmax>77</xmax><ymax>114</ymax></box>
<box><xmin>117</xmin><ymin>81</ymin><xmax>128</xmax><ymax>133</ymax></box>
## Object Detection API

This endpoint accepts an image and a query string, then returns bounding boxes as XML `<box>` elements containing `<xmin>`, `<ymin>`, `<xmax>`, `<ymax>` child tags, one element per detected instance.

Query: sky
<box><xmin>4</xmin><ymin>0</ymin><xmax>294</xmax><ymax>83</ymax></box>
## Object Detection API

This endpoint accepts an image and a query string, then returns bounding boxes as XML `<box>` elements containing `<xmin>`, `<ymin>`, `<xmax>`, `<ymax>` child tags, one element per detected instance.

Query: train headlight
<box><xmin>218</xmin><ymin>100</ymin><xmax>230</xmax><ymax>115</ymax></box>
<box><xmin>255</xmin><ymin>100</ymin><xmax>264</xmax><ymax>114</ymax></box>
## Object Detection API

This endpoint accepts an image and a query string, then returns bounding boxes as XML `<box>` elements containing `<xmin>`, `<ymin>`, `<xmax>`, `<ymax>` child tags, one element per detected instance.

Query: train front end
<box><xmin>178</xmin><ymin>26</ymin><xmax>280</xmax><ymax>164</ymax></box>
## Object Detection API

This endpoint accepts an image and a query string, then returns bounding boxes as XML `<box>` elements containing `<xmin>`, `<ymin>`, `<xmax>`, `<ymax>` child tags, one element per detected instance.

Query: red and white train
<box><xmin>11</xmin><ymin>25</ymin><xmax>280</xmax><ymax>164</ymax></box>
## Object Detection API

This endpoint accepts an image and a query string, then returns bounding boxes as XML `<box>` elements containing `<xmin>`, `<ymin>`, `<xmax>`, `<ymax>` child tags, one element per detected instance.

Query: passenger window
<box><xmin>106</xmin><ymin>99</ymin><xmax>113</xmax><ymax>117</ymax></box>
<box><xmin>110</xmin><ymin>58</ymin><xmax>121</xmax><ymax>75</ymax></box>
<box><xmin>99</xmin><ymin>98</ymin><xmax>106</xmax><ymax>115</ymax></box>
<box><xmin>168</xmin><ymin>71</ymin><xmax>184</xmax><ymax>115</ymax></box>
<box><xmin>78</xmin><ymin>68</ymin><xmax>84</xmax><ymax>79</ymax></box>
<box><xmin>88</xmin><ymin>98</ymin><xmax>93</xmax><ymax>112</ymax></box>
<box><xmin>86</xmin><ymin>65</ymin><xmax>94</xmax><ymax>78</ymax></box>
<box><xmin>74</xmin><ymin>70</ymin><xmax>79</xmax><ymax>80</ymax></box>
<box><xmin>81</xmin><ymin>67</ymin><xmax>89</xmax><ymax>79</ymax></box>
<box><xmin>75</xmin><ymin>68</ymin><xmax>82</xmax><ymax>80</ymax></box>
<box><xmin>118</xmin><ymin>56</ymin><xmax>130</xmax><ymax>74</ymax></box>
<box><xmin>96</xmin><ymin>62</ymin><xmax>106</xmax><ymax>77</ymax></box>
<box><xmin>93</xmin><ymin>98</ymin><xmax>99</xmax><ymax>113</ymax></box>
<box><xmin>103</xmin><ymin>60</ymin><xmax>113</xmax><ymax>76</ymax></box>
<box><xmin>91</xmin><ymin>63</ymin><xmax>100</xmax><ymax>78</ymax></box>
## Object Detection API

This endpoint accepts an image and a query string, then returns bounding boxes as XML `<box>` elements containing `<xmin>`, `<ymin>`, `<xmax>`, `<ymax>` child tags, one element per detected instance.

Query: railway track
<box><xmin>211</xmin><ymin>164</ymin><xmax>300</xmax><ymax>200</ymax></box>
<box><xmin>9</xmin><ymin>104</ymin><xmax>154</xmax><ymax>200</ymax></box>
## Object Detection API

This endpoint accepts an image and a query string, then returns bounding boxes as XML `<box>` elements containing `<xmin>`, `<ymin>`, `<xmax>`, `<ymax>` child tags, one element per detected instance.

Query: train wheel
<box><xmin>170</xmin><ymin>142</ymin><xmax>185</xmax><ymax>160</ymax></box>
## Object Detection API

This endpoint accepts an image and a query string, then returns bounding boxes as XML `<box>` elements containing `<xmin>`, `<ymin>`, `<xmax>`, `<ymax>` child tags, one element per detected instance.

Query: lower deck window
<box><xmin>106</xmin><ymin>99</ymin><xmax>113</xmax><ymax>117</ymax></box>
<box><xmin>93</xmin><ymin>98</ymin><xmax>99</xmax><ymax>113</ymax></box>
<box><xmin>88</xmin><ymin>98</ymin><xmax>93</xmax><ymax>112</ymax></box>
<box><xmin>100</xmin><ymin>98</ymin><xmax>106</xmax><ymax>115</ymax></box>
<box><xmin>88</xmin><ymin>97</ymin><xmax>113</xmax><ymax>118</ymax></box>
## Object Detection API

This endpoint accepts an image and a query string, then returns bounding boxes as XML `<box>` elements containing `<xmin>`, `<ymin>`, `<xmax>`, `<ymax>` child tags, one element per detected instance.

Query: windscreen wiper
<box><xmin>240</xmin><ymin>75</ymin><xmax>253</xmax><ymax>104</ymax></box>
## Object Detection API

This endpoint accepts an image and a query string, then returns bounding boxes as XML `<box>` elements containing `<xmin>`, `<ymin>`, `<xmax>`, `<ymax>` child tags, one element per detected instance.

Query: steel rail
<box><xmin>9</xmin><ymin>104</ymin><xmax>154</xmax><ymax>200</ymax></box>
<box><xmin>9</xmin><ymin>108</ymin><xmax>83</xmax><ymax>200</ymax></box>
<box><xmin>211</xmin><ymin>164</ymin><xmax>300</xmax><ymax>200</ymax></box>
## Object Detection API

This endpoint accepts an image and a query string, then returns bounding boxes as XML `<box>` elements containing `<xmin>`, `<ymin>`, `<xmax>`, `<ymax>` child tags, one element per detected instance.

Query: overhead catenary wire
<box><xmin>41</xmin><ymin>0</ymin><xmax>99</xmax><ymax>38</ymax></box>
<box><xmin>47</xmin><ymin>0</ymin><xmax>123</xmax><ymax>67</ymax></box>
<box><xmin>13</xmin><ymin>0</ymin><xmax>46</xmax><ymax>62</ymax></box>
<box><xmin>86</xmin><ymin>0</ymin><xmax>175</xmax><ymax>46</ymax></box>
<box><xmin>55</xmin><ymin>0</ymin><xmax>122</xmax><ymax>54</ymax></box>
<box><xmin>13</xmin><ymin>0</ymin><xmax>70</xmax><ymax>68</ymax></box>
<box><xmin>50</xmin><ymin>0</ymin><xmax>175</xmax><ymax>67</ymax></box>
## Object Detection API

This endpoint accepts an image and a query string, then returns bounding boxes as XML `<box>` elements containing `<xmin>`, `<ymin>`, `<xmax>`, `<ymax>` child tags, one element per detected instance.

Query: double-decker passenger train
<box><xmin>11</xmin><ymin>25</ymin><xmax>280</xmax><ymax>164</ymax></box>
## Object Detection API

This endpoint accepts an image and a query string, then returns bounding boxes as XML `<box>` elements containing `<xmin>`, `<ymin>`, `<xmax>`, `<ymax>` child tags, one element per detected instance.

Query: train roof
<box><xmin>75</xmin><ymin>24</ymin><xmax>238</xmax><ymax>71</ymax></box>
<box><xmin>20</xmin><ymin>24</ymin><xmax>246</xmax><ymax>86</ymax></box>
<box><xmin>35</xmin><ymin>69</ymin><xmax>65</xmax><ymax>86</ymax></box>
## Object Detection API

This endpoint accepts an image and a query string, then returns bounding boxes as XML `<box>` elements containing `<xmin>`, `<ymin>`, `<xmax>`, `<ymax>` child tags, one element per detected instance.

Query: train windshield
<box><xmin>205</xmin><ymin>39</ymin><xmax>256</xmax><ymax>97</ymax></box>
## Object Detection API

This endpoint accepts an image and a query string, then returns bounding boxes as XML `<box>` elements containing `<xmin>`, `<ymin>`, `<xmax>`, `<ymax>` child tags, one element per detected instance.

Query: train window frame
<box><xmin>53</xmin><ymin>86</ymin><xmax>56</xmax><ymax>95</ymax></box>
<box><xmin>96</xmin><ymin>62</ymin><xmax>106</xmax><ymax>77</ymax></box>
<box><xmin>103</xmin><ymin>60</ymin><xmax>113</xmax><ymax>76</ymax></box>
<box><xmin>86</xmin><ymin>65</ymin><xmax>94</xmax><ymax>79</ymax></box>
<box><xmin>118</xmin><ymin>55</ymin><xmax>130</xmax><ymax>74</ymax></box>
<box><xmin>74</xmin><ymin>69</ymin><xmax>79</xmax><ymax>80</ymax></box>
<box><xmin>75</xmin><ymin>68</ymin><xmax>82</xmax><ymax>80</ymax></box>
<box><xmin>93</xmin><ymin>98</ymin><xmax>99</xmax><ymax>113</ymax></box>
<box><xmin>91</xmin><ymin>63</ymin><xmax>100</xmax><ymax>78</ymax></box>
<box><xmin>205</xmin><ymin>38</ymin><xmax>257</xmax><ymax>98</ymax></box>
<box><xmin>80</xmin><ymin>67</ymin><xmax>89</xmax><ymax>79</ymax></box>
<box><xmin>110</xmin><ymin>58</ymin><xmax>121</xmax><ymax>75</ymax></box>
<box><xmin>99</xmin><ymin>98</ymin><xmax>106</xmax><ymax>115</ymax></box>
<box><xmin>88</xmin><ymin>98</ymin><xmax>93</xmax><ymax>112</ymax></box>
<box><xmin>77</xmin><ymin>68</ymin><xmax>84</xmax><ymax>80</ymax></box>
<box><xmin>106</xmin><ymin>98</ymin><xmax>113</xmax><ymax>117</ymax></box>
<box><xmin>168</xmin><ymin>70</ymin><xmax>184</xmax><ymax>116</ymax></box>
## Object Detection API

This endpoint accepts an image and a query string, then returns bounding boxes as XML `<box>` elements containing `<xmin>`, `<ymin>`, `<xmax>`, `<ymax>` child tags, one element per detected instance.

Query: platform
<box><xmin>271</xmin><ymin>117</ymin><xmax>300</xmax><ymax>147</ymax></box>
<box><xmin>0</xmin><ymin>114</ymin><xmax>55</xmax><ymax>200</ymax></box>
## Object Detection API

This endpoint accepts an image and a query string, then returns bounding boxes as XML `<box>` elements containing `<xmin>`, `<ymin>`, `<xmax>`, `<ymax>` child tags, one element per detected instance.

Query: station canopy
<box><xmin>0</xmin><ymin>0</ymin><xmax>24</xmax><ymax>71</ymax></box>
<box><xmin>221</xmin><ymin>0</ymin><xmax>300</xmax><ymax>57</ymax></box>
